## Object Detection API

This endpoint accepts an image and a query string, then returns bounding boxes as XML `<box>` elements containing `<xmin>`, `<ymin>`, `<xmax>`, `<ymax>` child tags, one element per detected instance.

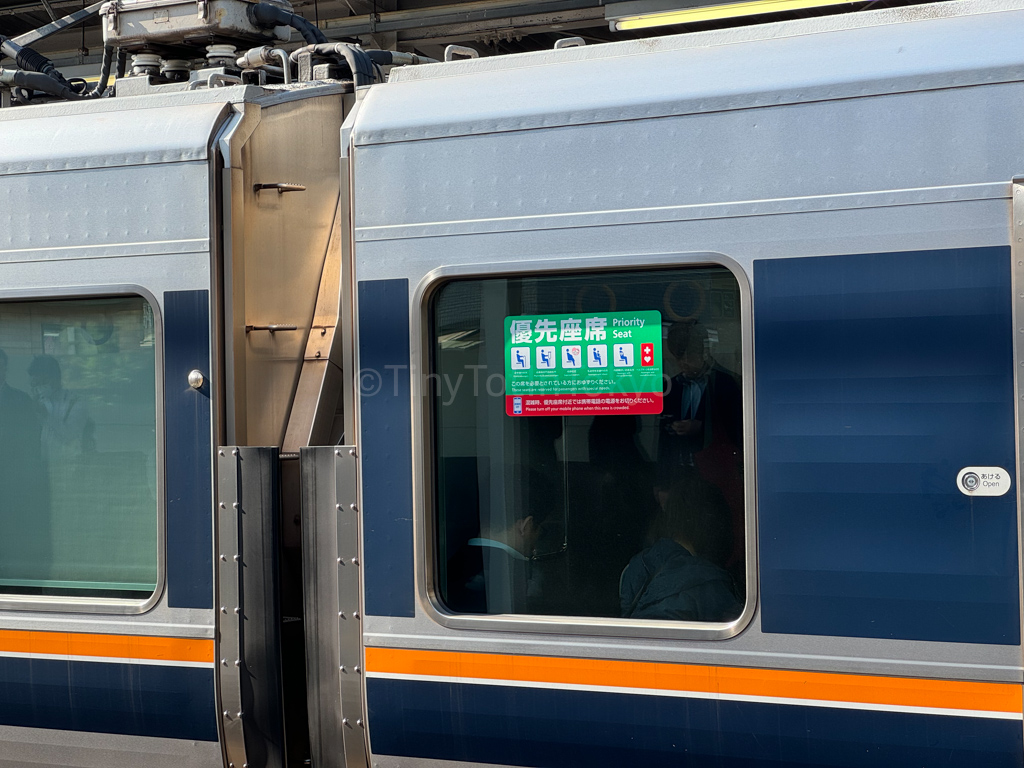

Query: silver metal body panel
<box><xmin>365</xmin><ymin>0</ymin><xmax>1024</xmax><ymax>142</ymax></box>
<box><xmin>222</xmin><ymin>93</ymin><xmax>344</xmax><ymax>447</ymax></box>
<box><xmin>301</xmin><ymin>446</ymin><xmax>369</xmax><ymax>768</ymax></box>
<box><xmin>347</xmin><ymin>12</ymin><xmax>1024</xmax><ymax>763</ymax></box>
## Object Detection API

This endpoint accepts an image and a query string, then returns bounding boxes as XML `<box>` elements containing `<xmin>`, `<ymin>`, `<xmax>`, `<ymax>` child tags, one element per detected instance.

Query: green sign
<box><xmin>504</xmin><ymin>310</ymin><xmax>663</xmax><ymax>416</ymax></box>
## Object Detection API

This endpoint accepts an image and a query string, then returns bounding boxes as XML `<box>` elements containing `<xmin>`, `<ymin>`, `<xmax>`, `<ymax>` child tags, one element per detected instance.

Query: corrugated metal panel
<box><xmin>354</xmin><ymin>0</ymin><xmax>1024</xmax><ymax>144</ymax></box>
<box><xmin>0</xmin><ymin>102</ymin><xmax>229</xmax><ymax>175</ymax></box>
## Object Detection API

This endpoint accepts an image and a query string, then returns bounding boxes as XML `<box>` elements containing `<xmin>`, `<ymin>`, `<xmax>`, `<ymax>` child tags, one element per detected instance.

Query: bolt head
<box><xmin>187</xmin><ymin>369</ymin><xmax>205</xmax><ymax>389</ymax></box>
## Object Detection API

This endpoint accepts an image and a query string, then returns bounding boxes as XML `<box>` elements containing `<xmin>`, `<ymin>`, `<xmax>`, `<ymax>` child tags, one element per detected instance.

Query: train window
<box><xmin>431</xmin><ymin>266</ymin><xmax>746</xmax><ymax>623</ymax></box>
<box><xmin>0</xmin><ymin>296</ymin><xmax>158</xmax><ymax>601</ymax></box>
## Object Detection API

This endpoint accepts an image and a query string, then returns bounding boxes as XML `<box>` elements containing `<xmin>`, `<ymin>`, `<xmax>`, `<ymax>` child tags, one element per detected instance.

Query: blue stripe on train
<box><xmin>164</xmin><ymin>289</ymin><xmax>214</xmax><ymax>610</ymax></box>
<box><xmin>358</xmin><ymin>279</ymin><xmax>415</xmax><ymax>618</ymax></box>
<box><xmin>754</xmin><ymin>247</ymin><xmax>1020</xmax><ymax>644</ymax></box>
<box><xmin>366</xmin><ymin>677</ymin><xmax>1022</xmax><ymax>767</ymax></box>
<box><xmin>0</xmin><ymin>656</ymin><xmax>217</xmax><ymax>741</ymax></box>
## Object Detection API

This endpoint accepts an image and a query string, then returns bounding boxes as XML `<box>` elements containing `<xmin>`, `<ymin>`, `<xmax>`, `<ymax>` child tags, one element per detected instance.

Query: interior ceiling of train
<box><xmin>0</xmin><ymin>0</ymin><xmax>940</xmax><ymax>69</ymax></box>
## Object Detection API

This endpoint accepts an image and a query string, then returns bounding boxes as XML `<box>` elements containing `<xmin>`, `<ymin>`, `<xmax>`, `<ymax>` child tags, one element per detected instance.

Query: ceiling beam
<box><xmin>321</xmin><ymin>0</ymin><xmax>602</xmax><ymax>35</ymax></box>
<box><xmin>395</xmin><ymin>5</ymin><xmax>605</xmax><ymax>42</ymax></box>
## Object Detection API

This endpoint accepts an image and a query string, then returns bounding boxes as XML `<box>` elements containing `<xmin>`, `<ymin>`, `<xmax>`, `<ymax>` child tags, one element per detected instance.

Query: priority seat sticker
<box><xmin>504</xmin><ymin>311</ymin><xmax>663</xmax><ymax>416</ymax></box>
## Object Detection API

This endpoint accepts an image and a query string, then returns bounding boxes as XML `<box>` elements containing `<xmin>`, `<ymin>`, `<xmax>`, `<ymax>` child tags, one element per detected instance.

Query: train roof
<box><xmin>354</xmin><ymin>0</ymin><xmax>1024</xmax><ymax>145</ymax></box>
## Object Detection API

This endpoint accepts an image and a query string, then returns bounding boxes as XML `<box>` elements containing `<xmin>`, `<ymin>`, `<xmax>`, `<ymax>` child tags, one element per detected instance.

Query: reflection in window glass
<box><xmin>0</xmin><ymin>297</ymin><xmax>157</xmax><ymax>600</ymax></box>
<box><xmin>433</xmin><ymin>268</ymin><xmax>745</xmax><ymax>622</ymax></box>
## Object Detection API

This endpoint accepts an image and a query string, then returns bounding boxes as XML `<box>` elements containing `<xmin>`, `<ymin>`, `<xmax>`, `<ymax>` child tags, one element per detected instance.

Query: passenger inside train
<box><xmin>620</xmin><ymin>468</ymin><xmax>742</xmax><ymax>622</ymax></box>
<box><xmin>445</xmin><ymin>470</ymin><xmax>560</xmax><ymax>614</ymax></box>
<box><xmin>433</xmin><ymin>266</ymin><xmax>746</xmax><ymax>622</ymax></box>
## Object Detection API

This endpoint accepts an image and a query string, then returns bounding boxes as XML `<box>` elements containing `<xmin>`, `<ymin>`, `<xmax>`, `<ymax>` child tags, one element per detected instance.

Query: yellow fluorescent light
<box><xmin>614</xmin><ymin>0</ymin><xmax>855</xmax><ymax>30</ymax></box>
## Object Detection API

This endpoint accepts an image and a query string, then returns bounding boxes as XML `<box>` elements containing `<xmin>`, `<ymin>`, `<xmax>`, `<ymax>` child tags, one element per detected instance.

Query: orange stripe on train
<box><xmin>0</xmin><ymin>629</ymin><xmax>214</xmax><ymax>664</ymax></box>
<box><xmin>365</xmin><ymin>647</ymin><xmax>1022</xmax><ymax>715</ymax></box>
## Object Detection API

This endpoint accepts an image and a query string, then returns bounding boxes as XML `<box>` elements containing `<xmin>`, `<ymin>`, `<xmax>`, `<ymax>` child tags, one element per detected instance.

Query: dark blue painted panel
<box><xmin>367</xmin><ymin>678</ymin><xmax>1022</xmax><ymax>768</ymax></box>
<box><xmin>754</xmin><ymin>247</ymin><xmax>1019</xmax><ymax>644</ymax></box>
<box><xmin>0</xmin><ymin>657</ymin><xmax>217</xmax><ymax>741</ymax></box>
<box><xmin>164</xmin><ymin>290</ymin><xmax>214</xmax><ymax>610</ymax></box>
<box><xmin>358</xmin><ymin>279</ymin><xmax>415</xmax><ymax>617</ymax></box>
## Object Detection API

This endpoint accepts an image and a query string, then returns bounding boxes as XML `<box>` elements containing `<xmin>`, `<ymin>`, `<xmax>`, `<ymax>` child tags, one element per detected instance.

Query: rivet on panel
<box><xmin>350</xmin><ymin>503</ymin><xmax>358</xmax><ymax>511</ymax></box>
<box><xmin>220</xmin><ymin>554</ymin><xmax>227</xmax><ymax>561</ymax></box>
<box><xmin>233</xmin><ymin>554</ymin><xmax>241</xmax><ymax>562</ymax></box>
<box><xmin>219</xmin><ymin>450</ymin><xmax>225</xmax><ymax>457</ymax></box>
<box><xmin>340</xmin><ymin>665</ymin><xmax>347</xmax><ymax>672</ymax></box>
<box><xmin>353</xmin><ymin>611</ymin><xmax>360</xmax><ymax>619</ymax></box>
<box><xmin>235</xmin><ymin>659</ymin><xmax>241</xmax><ymax>666</ymax></box>
<box><xmin>221</xmin><ymin>606</ymin><xmax>227</xmax><ymax>614</ymax></box>
<box><xmin>354</xmin><ymin>665</ymin><xmax>361</xmax><ymax>674</ymax></box>
<box><xmin>349</xmin><ymin>448</ymin><xmax>357</xmax><ymax>457</ymax></box>
<box><xmin>335</xmin><ymin>449</ymin><xmax>342</xmax><ymax>456</ymax></box>
<box><xmin>342</xmin><ymin>718</ymin><xmax>350</xmax><ymax>726</ymax></box>
<box><xmin>356</xmin><ymin>719</ymin><xmax>364</xmax><ymax>728</ymax></box>
<box><xmin>339</xmin><ymin>611</ymin><xmax>346</xmax><ymax>618</ymax></box>
<box><xmin>352</xmin><ymin>558</ymin><xmax>359</xmax><ymax>566</ymax></box>
<box><xmin>232</xmin><ymin>448</ymin><xmax>239</xmax><ymax>456</ymax></box>
<box><xmin>234</xmin><ymin>607</ymin><xmax>241</xmax><ymax>614</ymax></box>
<box><xmin>219</xmin><ymin>502</ymin><xmax>226</xmax><ymax>509</ymax></box>
<box><xmin>336</xmin><ymin>504</ymin><xmax>343</xmax><ymax>511</ymax></box>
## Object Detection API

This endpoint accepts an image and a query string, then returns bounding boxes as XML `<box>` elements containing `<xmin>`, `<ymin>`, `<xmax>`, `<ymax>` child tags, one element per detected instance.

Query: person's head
<box><xmin>666</xmin><ymin>321</ymin><xmax>711</xmax><ymax>380</ymax></box>
<box><xmin>654</xmin><ymin>468</ymin><xmax>732</xmax><ymax>565</ymax></box>
<box><xmin>497</xmin><ymin>469</ymin><xmax>561</xmax><ymax>557</ymax></box>
<box><xmin>28</xmin><ymin>355</ymin><xmax>62</xmax><ymax>399</ymax></box>
<box><xmin>0</xmin><ymin>349</ymin><xmax>7</xmax><ymax>385</ymax></box>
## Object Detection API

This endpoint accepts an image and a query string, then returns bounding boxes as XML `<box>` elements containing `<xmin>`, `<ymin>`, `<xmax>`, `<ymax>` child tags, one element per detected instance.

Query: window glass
<box><xmin>0</xmin><ymin>296</ymin><xmax>158</xmax><ymax>600</ymax></box>
<box><xmin>432</xmin><ymin>267</ymin><xmax>745</xmax><ymax>622</ymax></box>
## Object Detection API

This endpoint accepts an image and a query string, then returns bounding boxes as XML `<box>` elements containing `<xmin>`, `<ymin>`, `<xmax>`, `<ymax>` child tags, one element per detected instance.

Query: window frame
<box><xmin>413</xmin><ymin>252</ymin><xmax>758</xmax><ymax>640</ymax></box>
<box><xmin>0</xmin><ymin>284</ymin><xmax>165</xmax><ymax>615</ymax></box>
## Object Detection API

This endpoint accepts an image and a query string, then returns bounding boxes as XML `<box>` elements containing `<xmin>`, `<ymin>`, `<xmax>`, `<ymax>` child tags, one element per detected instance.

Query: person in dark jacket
<box><xmin>658</xmin><ymin>321</ymin><xmax>742</xmax><ymax>478</ymax></box>
<box><xmin>657</xmin><ymin>320</ymin><xmax>745</xmax><ymax>574</ymax></box>
<box><xmin>445</xmin><ymin>470</ymin><xmax>557</xmax><ymax>615</ymax></box>
<box><xmin>620</xmin><ymin>469</ymin><xmax>741</xmax><ymax>622</ymax></box>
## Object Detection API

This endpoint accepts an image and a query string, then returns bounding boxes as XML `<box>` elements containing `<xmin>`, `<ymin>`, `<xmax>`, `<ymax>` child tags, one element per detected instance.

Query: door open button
<box><xmin>957</xmin><ymin>467</ymin><xmax>1011</xmax><ymax>497</ymax></box>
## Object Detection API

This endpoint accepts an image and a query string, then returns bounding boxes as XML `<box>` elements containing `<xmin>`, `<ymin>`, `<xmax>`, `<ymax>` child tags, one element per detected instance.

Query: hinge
<box><xmin>104</xmin><ymin>1</ymin><xmax>119</xmax><ymax>32</ymax></box>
